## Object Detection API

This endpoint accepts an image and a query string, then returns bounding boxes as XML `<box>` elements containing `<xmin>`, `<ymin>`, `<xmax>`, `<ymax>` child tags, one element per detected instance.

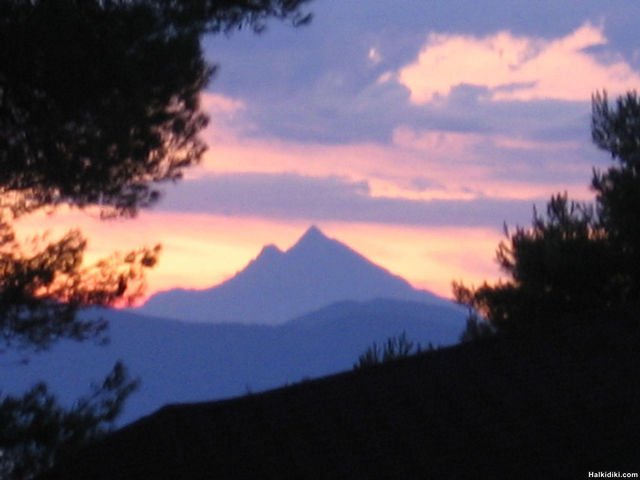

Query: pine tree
<box><xmin>455</xmin><ymin>90</ymin><xmax>640</xmax><ymax>335</ymax></box>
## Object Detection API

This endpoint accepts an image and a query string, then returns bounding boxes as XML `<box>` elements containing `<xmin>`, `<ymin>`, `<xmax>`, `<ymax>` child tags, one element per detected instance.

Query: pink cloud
<box><xmin>397</xmin><ymin>22</ymin><xmax>640</xmax><ymax>103</ymax></box>
<box><xmin>194</xmin><ymin>123</ymin><xmax>591</xmax><ymax>204</ymax></box>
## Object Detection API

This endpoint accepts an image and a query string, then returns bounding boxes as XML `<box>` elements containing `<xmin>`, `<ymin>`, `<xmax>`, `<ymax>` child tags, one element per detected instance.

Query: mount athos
<box><xmin>136</xmin><ymin>225</ymin><xmax>449</xmax><ymax>324</ymax></box>
<box><xmin>0</xmin><ymin>227</ymin><xmax>465</xmax><ymax>425</ymax></box>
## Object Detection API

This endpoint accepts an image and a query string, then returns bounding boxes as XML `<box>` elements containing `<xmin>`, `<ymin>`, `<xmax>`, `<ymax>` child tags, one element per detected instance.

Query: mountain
<box><xmin>45</xmin><ymin>316</ymin><xmax>640</xmax><ymax>479</ymax></box>
<box><xmin>0</xmin><ymin>299</ymin><xmax>465</xmax><ymax>426</ymax></box>
<box><xmin>136</xmin><ymin>226</ymin><xmax>449</xmax><ymax>324</ymax></box>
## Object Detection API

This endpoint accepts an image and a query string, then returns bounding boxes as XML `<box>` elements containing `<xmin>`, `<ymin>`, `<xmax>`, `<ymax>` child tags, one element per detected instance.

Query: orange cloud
<box><xmin>397</xmin><ymin>22</ymin><xmax>640</xmax><ymax>103</ymax></box>
<box><xmin>201</xmin><ymin>92</ymin><xmax>246</xmax><ymax>114</ymax></box>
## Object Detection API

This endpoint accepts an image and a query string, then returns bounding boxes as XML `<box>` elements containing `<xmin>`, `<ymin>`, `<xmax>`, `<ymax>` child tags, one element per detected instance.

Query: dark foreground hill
<box><xmin>1</xmin><ymin>299</ymin><xmax>463</xmax><ymax>426</ymax></box>
<box><xmin>42</xmin><ymin>316</ymin><xmax>640</xmax><ymax>479</ymax></box>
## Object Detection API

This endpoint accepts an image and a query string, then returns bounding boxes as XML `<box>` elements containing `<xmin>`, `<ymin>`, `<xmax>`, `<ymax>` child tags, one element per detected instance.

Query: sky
<box><xmin>15</xmin><ymin>0</ymin><xmax>640</xmax><ymax>300</ymax></box>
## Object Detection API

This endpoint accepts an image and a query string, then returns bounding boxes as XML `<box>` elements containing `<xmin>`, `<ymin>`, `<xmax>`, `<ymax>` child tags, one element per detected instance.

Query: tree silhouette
<box><xmin>1</xmin><ymin>0</ymin><xmax>310</xmax><ymax>218</ymax></box>
<box><xmin>592</xmin><ymin>91</ymin><xmax>640</xmax><ymax>303</ymax></box>
<box><xmin>354</xmin><ymin>332</ymin><xmax>423</xmax><ymax>369</ymax></box>
<box><xmin>0</xmin><ymin>362</ymin><xmax>138</xmax><ymax>480</ymax></box>
<box><xmin>455</xmin><ymin>90</ymin><xmax>639</xmax><ymax>335</ymax></box>
<box><xmin>0</xmin><ymin>1</ymin><xmax>311</xmax><ymax>478</ymax></box>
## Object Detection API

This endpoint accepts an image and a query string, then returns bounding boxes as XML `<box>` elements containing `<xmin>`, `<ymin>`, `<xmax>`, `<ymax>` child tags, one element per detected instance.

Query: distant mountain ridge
<box><xmin>47</xmin><ymin>315</ymin><xmax>640</xmax><ymax>479</ymax></box>
<box><xmin>0</xmin><ymin>299</ymin><xmax>465</xmax><ymax>426</ymax></box>
<box><xmin>136</xmin><ymin>226</ymin><xmax>448</xmax><ymax>324</ymax></box>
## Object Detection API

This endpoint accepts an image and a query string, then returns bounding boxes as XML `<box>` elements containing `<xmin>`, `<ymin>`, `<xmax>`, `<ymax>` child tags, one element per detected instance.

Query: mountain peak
<box><xmin>243</xmin><ymin>244</ymin><xmax>284</xmax><ymax>275</ymax></box>
<box><xmin>298</xmin><ymin>225</ymin><xmax>327</xmax><ymax>243</ymax></box>
<box><xmin>258</xmin><ymin>244</ymin><xmax>283</xmax><ymax>259</ymax></box>
<box><xmin>287</xmin><ymin>225</ymin><xmax>338</xmax><ymax>257</ymax></box>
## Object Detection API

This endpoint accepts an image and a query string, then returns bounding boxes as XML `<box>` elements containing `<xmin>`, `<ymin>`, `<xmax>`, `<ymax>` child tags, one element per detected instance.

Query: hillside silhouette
<box><xmin>42</xmin><ymin>314</ymin><xmax>639</xmax><ymax>479</ymax></box>
<box><xmin>1</xmin><ymin>299</ymin><xmax>463</xmax><ymax>425</ymax></box>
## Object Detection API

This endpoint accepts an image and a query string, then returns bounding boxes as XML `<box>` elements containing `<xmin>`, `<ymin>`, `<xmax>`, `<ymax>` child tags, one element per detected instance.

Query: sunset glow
<box><xmin>13</xmin><ymin>211</ymin><xmax>503</xmax><ymax>301</ymax></box>
<box><xmin>17</xmin><ymin>2</ymin><xmax>640</xmax><ymax>304</ymax></box>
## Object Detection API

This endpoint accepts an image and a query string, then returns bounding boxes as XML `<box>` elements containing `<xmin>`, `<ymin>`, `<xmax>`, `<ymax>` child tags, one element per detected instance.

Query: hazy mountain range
<box><xmin>136</xmin><ymin>226</ymin><xmax>449</xmax><ymax>324</ymax></box>
<box><xmin>1</xmin><ymin>300</ymin><xmax>464</xmax><ymax>425</ymax></box>
<box><xmin>1</xmin><ymin>227</ymin><xmax>465</xmax><ymax>425</ymax></box>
